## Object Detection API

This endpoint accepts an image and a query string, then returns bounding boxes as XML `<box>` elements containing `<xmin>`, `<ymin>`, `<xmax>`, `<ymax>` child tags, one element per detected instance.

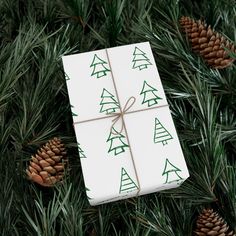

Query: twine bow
<box><xmin>110</xmin><ymin>96</ymin><xmax>136</xmax><ymax>135</ymax></box>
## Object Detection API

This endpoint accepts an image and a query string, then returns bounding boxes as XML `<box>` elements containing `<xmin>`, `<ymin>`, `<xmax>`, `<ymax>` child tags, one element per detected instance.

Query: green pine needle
<box><xmin>0</xmin><ymin>0</ymin><xmax>236</xmax><ymax>234</ymax></box>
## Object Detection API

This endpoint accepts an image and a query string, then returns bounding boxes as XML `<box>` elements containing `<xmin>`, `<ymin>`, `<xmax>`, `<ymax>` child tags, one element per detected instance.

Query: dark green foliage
<box><xmin>0</xmin><ymin>0</ymin><xmax>236</xmax><ymax>235</ymax></box>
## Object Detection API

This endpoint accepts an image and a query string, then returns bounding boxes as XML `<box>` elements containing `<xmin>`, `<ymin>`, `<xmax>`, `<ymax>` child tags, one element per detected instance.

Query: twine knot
<box><xmin>111</xmin><ymin>96</ymin><xmax>136</xmax><ymax>134</ymax></box>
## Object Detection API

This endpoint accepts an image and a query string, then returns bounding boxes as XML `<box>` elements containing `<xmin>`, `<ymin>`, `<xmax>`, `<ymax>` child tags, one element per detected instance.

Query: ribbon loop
<box><xmin>111</xmin><ymin>96</ymin><xmax>136</xmax><ymax>135</ymax></box>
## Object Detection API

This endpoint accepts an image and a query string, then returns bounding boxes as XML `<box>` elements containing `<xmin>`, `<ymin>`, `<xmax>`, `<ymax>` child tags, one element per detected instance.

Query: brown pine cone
<box><xmin>26</xmin><ymin>137</ymin><xmax>67</xmax><ymax>187</ymax></box>
<box><xmin>180</xmin><ymin>16</ymin><xmax>236</xmax><ymax>69</ymax></box>
<box><xmin>194</xmin><ymin>209</ymin><xmax>235</xmax><ymax>236</ymax></box>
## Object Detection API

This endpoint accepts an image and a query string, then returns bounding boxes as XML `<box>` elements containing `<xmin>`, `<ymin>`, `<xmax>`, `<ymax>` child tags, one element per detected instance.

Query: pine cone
<box><xmin>26</xmin><ymin>137</ymin><xmax>67</xmax><ymax>187</ymax></box>
<box><xmin>180</xmin><ymin>16</ymin><xmax>236</xmax><ymax>69</ymax></box>
<box><xmin>194</xmin><ymin>209</ymin><xmax>235</xmax><ymax>236</ymax></box>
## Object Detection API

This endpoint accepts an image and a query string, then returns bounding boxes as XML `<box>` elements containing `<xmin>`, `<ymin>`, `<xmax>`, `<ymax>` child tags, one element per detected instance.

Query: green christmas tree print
<box><xmin>77</xmin><ymin>143</ymin><xmax>86</xmax><ymax>158</ymax></box>
<box><xmin>106</xmin><ymin>128</ymin><xmax>129</xmax><ymax>156</ymax></box>
<box><xmin>154</xmin><ymin>118</ymin><xmax>173</xmax><ymax>145</ymax></box>
<box><xmin>140</xmin><ymin>80</ymin><xmax>162</xmax><ymax>107</ymax></box>
<box><xmin>162</xmin><ymin>159</ymin><xmax>183</xmax><ymax>184</ymax></box>
<box><xmin>100</xmin><ymin>88</ymin><xmax>120</xmax><ymax>114</ymax></box>
<box><xmin>65</xmin><ymin>73</ymin><xmax>70</xmax><ymax>80</ymax></box>
<box><xmin>132</xmin><ymin>46</ymin><xmax>152</xmax><ymax>70</ymax></box>
<box><xmin>86</xmin><ymin>187</ymin><xmax>92</xmax><ymax>200</ymax></box>
<box><xmin>90</xmin><ymin>54</ymin><xmax>110</xmax><ymax>78</ymax></box>
<box><xmin>119</xmin><ymin>168</ymin><xmax>138</xmax><ymax>193</ymax></box>
<box><xmin>70</xmin><ymin>105</ymin><xmax>78</xmax><ymax>116</ymax></box>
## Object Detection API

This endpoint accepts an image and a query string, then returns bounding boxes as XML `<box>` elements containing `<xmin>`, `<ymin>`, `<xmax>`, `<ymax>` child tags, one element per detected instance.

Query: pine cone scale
<box><xmin>35</xmin><ymin>154</ymin><xmax>43</xmax><ymax>161</ymax></box>
<box><xmin>39</xmin><ymin>171</ymin><xmax>50</xmax><ymax>179</ymax></box>
<box><xmin>195</xmin><ymin>233</ymin><xmax>205</xmax><ymax>236</ymax></box>
<box><xmin>43</xmin><ymin>166</ymin><xmax>57</xmax><ymax>175</ymax></box>
<box><xmin>51</xmin><ymin>155</ymin><xmax>62</xmax><ymax>162</ymax></box>
<box><xmin>40</xmin><ymin>151</ymin><xmax>49</xmax><ymax>159</ymax></box>
<box><xmin>31</xmin><ymin>156</ymin><xmax>39</xmax><ymax>163</ymax></box>
<box><xmin>39</xmin><ymin>160</ymin><xmax>50</xmax><ymax>168</ymax></box>
<box><xmin>45</xmin><ymin>158</ymin><xmax>55</xmax><ymax>165</ymax></box>
<box><xmin>30</xmin><ymin>161</ymin><xmax>42</xmax><ymax>172</ymax></box>
<box><xmin>207</xmin><ymin>231</ymin><xmax>218</xmax><ymax>235</ymax></box>
<box><xmin>29</xmin><ymin>166</ymin><xmax>37</xmax><ymax>173</ymax></box>
<box><xmin>30</xmin><ymin>172</ymin><xmax>44</xmax><ymax>185</ymax></box>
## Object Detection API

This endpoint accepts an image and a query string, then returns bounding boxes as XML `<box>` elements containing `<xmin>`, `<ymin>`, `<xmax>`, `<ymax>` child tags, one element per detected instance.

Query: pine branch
<box><xmin>216</xmin><ymin>163</ymin><xmax>236</xmax><ymax>231</ymax></box>
<box><xmin>1</xmin><ymin>0</ymin><xmax>236</xmax><ymax>235</ymax></box>
<box><xmin>0</xmin><ymin>177</ymin><xmax>20</xmax><ymax>236</ymax></box>
<box><xmin>22</xmin><ymin>185</ymin><xmax>72</xmax><ymax>236</ymax></box>
<box><xmin>136</xmin><ymin>197</ymin><xmax>178</xmax><ymax>235</ymax></box>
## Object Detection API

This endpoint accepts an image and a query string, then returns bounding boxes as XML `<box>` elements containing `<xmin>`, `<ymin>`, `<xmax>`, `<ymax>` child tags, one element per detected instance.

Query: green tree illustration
<box><xmin>86</xmin><ymin>187</ymin><xmax>92</xmax><ymax>200</ymax></box>
<box><xmin>90</xmin><ymin>54</ymin><xmax>110</xmax><ymax>78</ymax></box>
<box><xmin>65</xmin><ymin>72</ymin><xmax>70</xmax><ymax>80</ymax></box>
<box><xmin>119</xmin><ymin>168</ymin><xmax>138</xmax><ymax>193</ymax></box>
<box><xmin>132</xmin><ymin>46</ymin><xmax>152</xmax><ymax>70</ymax></box>
<box><xmin>100</xmin><ymin>88</ymin><xmax>120</xmax><ymax>114</ymax></box>
<box><xmin>78</xmin><ymin>143</ymin><xmax>86</xmax><ymax>158</ymax></box>
<box><xmin>154</xmin><ymin>118</ymin><xmax>173</xmax><ymax>145</ymax></box>
<box><xmin>70</xmin><ymin>105</ymin><xmax>78</xmax><ymax>116</ymax></box>
<box><xmin>106</xmin><ymin>128</ymin><xmax>129</xmax><ymax>156</ymax></box>
<box><xmin>162</xmin><ymin>159</ymin><xmax>183</xmax><ymax>184</ymax></box>
<box><xmin>140</xmin><ymin>80</ymin><xmax>162</xmax><ymax>107</ymax></box>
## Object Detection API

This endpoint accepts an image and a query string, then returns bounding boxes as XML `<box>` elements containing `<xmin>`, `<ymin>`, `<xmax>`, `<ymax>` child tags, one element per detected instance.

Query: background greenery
<box><xmin>0</xmin><ymin>0</ymin><xmax>236</xmax><ymax>235</ymax></box>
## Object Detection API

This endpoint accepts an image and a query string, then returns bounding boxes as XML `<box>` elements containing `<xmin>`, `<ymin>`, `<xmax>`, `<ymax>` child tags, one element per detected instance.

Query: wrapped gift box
<box><xmin>62</xmin><ymin>42</ymin><xmax>189</xmax><ymax>205</ymax></box>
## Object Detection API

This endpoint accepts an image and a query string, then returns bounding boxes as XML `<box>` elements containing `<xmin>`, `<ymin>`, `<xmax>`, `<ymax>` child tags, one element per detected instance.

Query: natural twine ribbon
<box><xmin>110</xmin><ymin>96</ymin><xmax>136</xmax><ymax>135</ymax></box>
<box><xmin>104</xmin><ymin>48</ymin><xmax>141</xmax><ymax>195</ymax></box>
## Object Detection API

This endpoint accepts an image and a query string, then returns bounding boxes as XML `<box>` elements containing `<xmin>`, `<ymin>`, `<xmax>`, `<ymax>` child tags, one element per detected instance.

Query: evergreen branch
<box><xmin>10</xmin><ymin>25</ymin><xmax>75</xmax><ymax>148</ymax></box>
<box><xmin>136</xmin><ymin>198</ymin><xmax>177</xmax><ymax>236</ymax></box>
<box><xmin>0</xmin><ymin>177</ymin><xmax>20</xmax><ymax>236</ymax></box>
<box><xmin>101</xmin><ymin>0</ymin><xmax>125</xmax><ymax>46</ymax></box>
<box><xmin>1</xmin><ymin>0</ymin><xmax>236</xmax><ymax>235</ymax></box>
<box><xmin>22</xmin><ymin>185</ymin><xmax>72</xmax><ymax>236</ymax></box>
<box><xmin>216</xmin><ymin>163</ymin><xmax>236</xmax><ymax>231</ymax></box>
<box><xmin>57</xmin><ymin>0</ymin><xmax>92</xmax><ymax>25</ymax></box>
<box><xmin>58</xmin><ymin>182</ymin><xmax>86</xmax><ymax>236</ymax></box>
